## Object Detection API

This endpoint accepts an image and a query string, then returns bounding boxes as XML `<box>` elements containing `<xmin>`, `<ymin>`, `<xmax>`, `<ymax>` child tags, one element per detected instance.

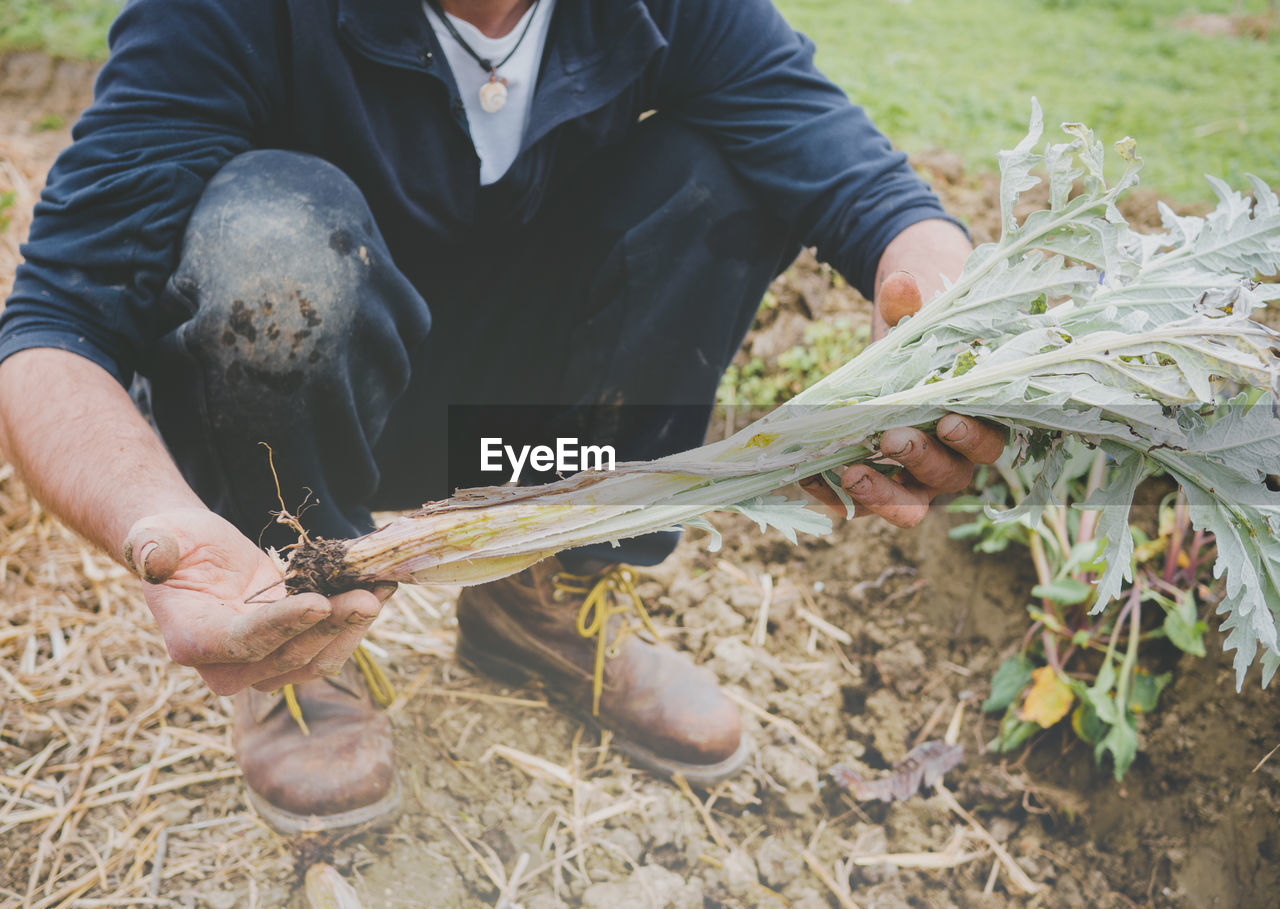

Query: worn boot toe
<box><xmin>232</xmin><ymin>660</ymin><xmax>399</xmax><ymax>835</ymax></box>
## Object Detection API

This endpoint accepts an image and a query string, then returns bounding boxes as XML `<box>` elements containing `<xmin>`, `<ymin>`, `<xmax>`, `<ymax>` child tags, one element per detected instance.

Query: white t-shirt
<box><xmin>424</xmin><ymin>0</ymin><xmax>557</xmax><ymax>185</ymax></box>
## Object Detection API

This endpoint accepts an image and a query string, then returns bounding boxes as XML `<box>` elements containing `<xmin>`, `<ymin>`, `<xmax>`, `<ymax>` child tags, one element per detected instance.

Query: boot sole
<box><xmin>456</xmin><ymin>639</ymin><xmax>752</xmax><ymax>787</ymax></box>
<box><xmin>245</xmin><ymin>772</ymin><xmax>402</xmax><ymax>837</ymax></box>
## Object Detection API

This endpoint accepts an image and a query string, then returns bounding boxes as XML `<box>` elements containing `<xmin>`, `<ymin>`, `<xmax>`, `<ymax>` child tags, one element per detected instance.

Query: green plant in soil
<box><xmin>952</xmin><ymin>441</ymin><xmax>1215</xmax><ymax>779</ymax></box>
<box><xmin>717</xmin><ymin>315</ymin><xmax>869</xmax><ymax>409</ymax></box>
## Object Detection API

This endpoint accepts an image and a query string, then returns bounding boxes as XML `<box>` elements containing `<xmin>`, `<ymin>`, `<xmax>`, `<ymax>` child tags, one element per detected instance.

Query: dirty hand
<box><xmin>123</xmin><ymin>508</ymin><xmax>394</xmax><ymax>695</ymax></box>
<box><xmin>800</xmin><ymin>271</ymin><xmax>1005</xmax><ymax>528</ymax></box>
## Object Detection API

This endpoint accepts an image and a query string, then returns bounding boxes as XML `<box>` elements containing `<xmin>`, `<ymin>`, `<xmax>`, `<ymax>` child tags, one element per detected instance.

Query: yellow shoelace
<box><xmin>282</xmin><ymin>644</ymin><xmax>395</xmax><ymax>736</ymax></box>
<box><xmin>554</xmin><ymin>565</ymin><xmax>659</xmax><ymax>716</ymax></box>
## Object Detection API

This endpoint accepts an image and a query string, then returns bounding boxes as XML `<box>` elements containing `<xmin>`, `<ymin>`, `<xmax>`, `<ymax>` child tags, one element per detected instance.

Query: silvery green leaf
<box><xmin>1262</xmin><ymin>649</ymin><xmax>1280</xmax><ymax>688</ymax></box>
<box><xmin>1174</xmin><ymin>479</ymin><xmax>1280</xmax><ymax>685</ymax></box>
<box><xmin>1179</xmin><ymin>391</ymin><xmax>1280</xmax><ymax>481</ymax></box>
<box><xmin>1043</xmin><ymin>136</ymin><xmax>1083</xmax><ymax>211</ymax></box>
<box><xmin>1078</xmin><ymin>285</ymin><xmax>1213</xmax><ymax>330</ymax></box>
<box><xmin>1147</xmin><ymin>174</ymin><xmax>1280</xmax><ymax>278</ymax></box>
<box><xmin>682</xmin><ymin>516</ymin><xmax>722</xmax><ymax>552</ymax></box>
<box><xmin>997</xmin><ymin>100</ymin><xmax>1045</xmax><ymax>237</ymax></box>
<box><xmin>1158</xmin><ymin>201</ymin><xmax>1205</xmax><ymax>248</ymax></box>
<box><xmin>1250</xmin><ymin>173</ymin><xmax>1280</xmax><ymax>219</ymax></box>
<box><xmin>1038</xmin><ymin>217</ymin><xmax>1136</xmax><ymax>277</ymax></box>
<box><xmin>947</xmin><ymin>396</ymin><xmax>1147</xmax><ymax>449</ymax></box>
<box><xmin>1061</xmin><ymin>122</ymin><xmax>1106</xmax><ymax>195</ymax></box>
<box><xmin>821</xmin><ymin>468</ymin><xmax>856</xmax><ymax>520</ymax></box>
<box><xmin>987</xmin><ymin>437</ymin><xmax>1067</xmax><ymax>526</ymax></box>
<box><xmin>728</xmin><ymin>495</ymin><xmax>832</xmax><ymax>543</ymax></box>
<box><xmin>1029</xmin><ymin>376</ymin><xmax>1193</xmax><ymax>431</ymax></box>
<box><xmin>939</xmin><ymin>252</ymin><xmax>1095</xmax><ymax>339</ymax></box>
<box><xmin>1083</xmin><ymin>451</ymin><xmax>1146</xmax><ymax>610</ymax></box>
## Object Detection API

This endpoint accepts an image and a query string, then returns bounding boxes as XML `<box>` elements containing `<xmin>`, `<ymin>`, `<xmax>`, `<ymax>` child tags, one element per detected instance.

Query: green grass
<box><xmin>0</xmin><ymin>0</ymin><xmax>117</xmax><ymax>62</ymax></box>
<box><xmin>777</xmin><ymin>0</ymin><xmax>1280</xmax><ymax>202</ymax></box>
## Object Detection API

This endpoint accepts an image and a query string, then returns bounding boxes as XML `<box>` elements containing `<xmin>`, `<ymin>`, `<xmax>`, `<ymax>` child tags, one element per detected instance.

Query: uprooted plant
<box><xmin>284</xmin><ymin>100</ymin><xmax>1280</xmax><ymax>686</ymax></box>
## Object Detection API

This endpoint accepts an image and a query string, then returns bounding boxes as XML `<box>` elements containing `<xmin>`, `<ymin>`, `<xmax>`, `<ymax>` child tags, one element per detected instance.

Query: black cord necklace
<box><xmin>426</xmin><ymin>0</ymin><xmax>542</xmax><ymax>113</ymax></box>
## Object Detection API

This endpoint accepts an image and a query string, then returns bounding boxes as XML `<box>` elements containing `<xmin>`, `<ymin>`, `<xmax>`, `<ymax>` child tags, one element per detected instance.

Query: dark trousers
<box><xmin>142</xmin><ymin>118</ymin><xmax>798</xmax><ymax>566</ymax></box>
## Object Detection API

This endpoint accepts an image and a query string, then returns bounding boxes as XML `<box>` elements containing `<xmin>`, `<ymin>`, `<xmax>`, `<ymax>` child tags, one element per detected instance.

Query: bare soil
<box><xmin>2</xmin><ymin>51</ymin><xmax>1278</xmax><ymax>909</ymax></box>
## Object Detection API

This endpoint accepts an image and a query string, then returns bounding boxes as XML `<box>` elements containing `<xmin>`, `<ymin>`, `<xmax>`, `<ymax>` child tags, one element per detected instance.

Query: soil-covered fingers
<box><xmin>162</xmin><ymin>592</ymin><xmax>330</xmax><ymax>671</ymax></box>
<box><xmin>249</xmin><ymin>626</ymin><xmax>369</xmax><ymax>692</ymax></box>
<box><xmin>880</xmin><ymin>427</ymin><xmax>975</xmax><ymax>495</ymax></box>
<box><xmin>251</xmin><ymin>587</ymin><xmax>386</xmax><ymax>691</ymax></box>
<box><xmin>840</xmin><ymin>464</ymin><xmax>932</xmax><ymax>528</ymax></box>
<box><xmin>221</xmin><ymin>591</ymin><xmax>336</xmax><ymax>662</ymax></box>
<box><xmin>936</xmin><ymin>414</ymin><xmax>1006</xmax><ymax>465</ymax></box>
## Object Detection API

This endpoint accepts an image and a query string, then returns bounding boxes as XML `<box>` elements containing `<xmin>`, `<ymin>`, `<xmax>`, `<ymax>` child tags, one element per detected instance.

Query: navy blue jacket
<box><xmin>1</xmin><ymin>0</ymin><xmax>957</xmax><ymax>387</ymax></box>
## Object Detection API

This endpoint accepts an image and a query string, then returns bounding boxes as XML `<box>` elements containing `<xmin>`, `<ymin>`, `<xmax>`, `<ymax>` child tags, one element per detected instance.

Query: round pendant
<box><xmin>479</xmin><ymin>79</ymin><xmax>508</xmax><ymax>114</ymax></box>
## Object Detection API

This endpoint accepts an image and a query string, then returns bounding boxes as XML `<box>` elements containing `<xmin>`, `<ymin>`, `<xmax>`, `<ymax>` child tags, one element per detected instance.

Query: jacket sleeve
<box><xmin>0</xmin><ymin>0</ymin><xmax>286</xmax><ymax>386</ymax></box>
<box><xmin>649</xmin><ymin>0</ymin><xmax>964</xmax><ymax>299</ymax></box>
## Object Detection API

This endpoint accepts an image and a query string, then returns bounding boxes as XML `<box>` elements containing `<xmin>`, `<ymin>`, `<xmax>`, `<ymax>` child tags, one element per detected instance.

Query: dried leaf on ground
<box><xmin>829</xmin><ymin>741</ymin><xmax>964</xmax><ymax>803</ymax></box>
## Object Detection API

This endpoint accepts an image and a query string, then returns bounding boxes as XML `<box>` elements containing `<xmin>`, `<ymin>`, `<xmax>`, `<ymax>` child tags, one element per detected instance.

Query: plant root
<box><xmin>283</xmin><ymin>537</ymin><xmax>363</xmax><ymax>595</ymax></box>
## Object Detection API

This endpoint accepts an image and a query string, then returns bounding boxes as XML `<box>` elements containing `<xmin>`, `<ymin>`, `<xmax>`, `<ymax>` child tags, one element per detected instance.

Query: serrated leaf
<box><xmin>1084</xmin><ymin>451</ymin><xmax>1146</xmax><ymax>610</ymax></box>
<box><xmin>988</xmin><ymin>438</ymin><xmax>1068</xmax><ymax>527</ymax></box>
<box><xmin>1175</xmin><ymin>479</ymin><xmax>1280</xmax><ymax>686</ymax></box>
<box><xmin>996</xmin><ymin>99</ymin><xmax>1045</xmax><ymax>237</ymax></box>
<box><xmin>727</xmin><ymin>495</ymin><xmax>832</xmax><ymax>544</ymax></box>
<box><xmin>1262</xmin><ymin>649</ymin><xmax>1280</xmax><ymax>688</ymax></box>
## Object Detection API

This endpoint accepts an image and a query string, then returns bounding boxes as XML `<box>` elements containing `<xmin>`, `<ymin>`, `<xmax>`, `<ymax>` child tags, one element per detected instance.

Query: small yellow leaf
<box><xmin>1018</xmin><ymin>666</ymin><xmax>1075</xmax><ymax>728</ymax></box>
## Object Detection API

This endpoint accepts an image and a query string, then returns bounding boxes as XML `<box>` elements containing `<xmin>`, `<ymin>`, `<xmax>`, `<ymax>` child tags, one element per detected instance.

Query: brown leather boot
<box><xmin>456</xmin><ymin>557</ymin><xmax>749</xmax><ymax>785</ymax></box>
<box><xmin>231</xmin><ymin>657</ymin><xmax>400</xmax><ymax>835</ymax></box>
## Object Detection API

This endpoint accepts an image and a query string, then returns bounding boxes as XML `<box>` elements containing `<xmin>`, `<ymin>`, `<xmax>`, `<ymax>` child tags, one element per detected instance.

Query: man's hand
<box><xmin>801</xmin><ymin>261</ymin><xmax>1005</xmax><ymax>528</ymax></box>
<box><xmin>124</xmin><ymin>508</ymin><xmax>393</xmax><ymax>695</ymax></box>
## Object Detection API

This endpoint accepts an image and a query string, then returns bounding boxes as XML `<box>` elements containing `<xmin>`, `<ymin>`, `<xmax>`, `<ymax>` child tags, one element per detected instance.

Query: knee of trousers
<box><xmin>604</xmin><ymin>117</ymin><xmax>796</xmax><ymax>264</ymax></box>
<box><xmin>166</xmin><ymin>149</ymin><xmax>428</xmax><ymax>387</ymax></box>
